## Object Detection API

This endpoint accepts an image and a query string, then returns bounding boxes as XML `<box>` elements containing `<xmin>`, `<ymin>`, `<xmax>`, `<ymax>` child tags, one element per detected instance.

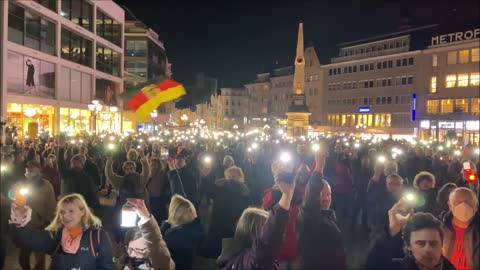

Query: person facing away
<box><xmin>10</xmin><ymin>193</ymin><xmax>115</xmax><ymax>270</ymax></box>
<box><xmin>160</xmin><ymin>195</ymin><xmax>203</xmax><ymax>270</ymax></box>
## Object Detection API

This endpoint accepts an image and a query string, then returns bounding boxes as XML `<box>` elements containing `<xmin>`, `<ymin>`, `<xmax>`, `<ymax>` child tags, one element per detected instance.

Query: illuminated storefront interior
<box><xmin>7</xmin><ymin>103</ymin><xmax>55</xmax><ymax>137</ymax></box>
<box><xmin>59</xmin><ymin>108</ymin><xmax>91</xmax><ymax>135</ymax></box>
<box><xmin>419</xmin><ymin>120</ymin><xmax>479</xmax><ymax>144</ymax></box>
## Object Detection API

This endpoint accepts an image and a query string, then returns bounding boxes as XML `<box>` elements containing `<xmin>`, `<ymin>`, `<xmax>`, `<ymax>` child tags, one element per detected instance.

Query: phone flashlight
<box><xmin>377</xmin><ymin>155</ymin><xmax>386</xmax><ymax>163</ymax></box>
<box><xmin>204</xmin><ymin>156</ymin><xmax>212</xmax><ymax>164</ymax></box>
<box><xmin>280</xmin><ymin>152</ymin><xmax>291</xmax><ymax>163</ymax></box>
<box><xmin>70</xmin><ymin>140</ymin><xmax>76</xmax><ymax>144</ymax></box>
<box><xmin>107</xmin><ymin>143</ymin><xmax>115</xmax><ymax>150</ymax></box>
<box><xmin>312</xmin><ymin>144</ymin><xmax>320</xmax><ymax>152</ymax></box>
<box><xmin>354</xmin><ymin>143</ymin><xmax>360</xmax><ymax>149</ymax></box>
<box><xmin>0</xmin><ymin>165</ymin><xmax>6</xmax><ymax>172</ymax></box>
<box><xmin>454</xmin><ymin>150</ymin><xmax>461</xmax><ymax>156</ymax></box>
<box><xmin>252</xmin><ymin>143</ymin><xmax>258</xmax><ymax>150</ymax></box>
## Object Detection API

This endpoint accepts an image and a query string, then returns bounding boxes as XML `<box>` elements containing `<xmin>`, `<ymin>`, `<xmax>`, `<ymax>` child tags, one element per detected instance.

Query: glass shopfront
<box><xmin>59</xmin><ymin>108</ymin><xmax>91</xmax><ymax>135</ymax></box>
<box><xmin>419</xmin><ymin>120</ymin><xmax>479</xmax><ymax>144</ymax></box>
<box><xmin>7</xmin><ymin>103</ymin><xmax>55</xmax><ymax>137</ymax></box>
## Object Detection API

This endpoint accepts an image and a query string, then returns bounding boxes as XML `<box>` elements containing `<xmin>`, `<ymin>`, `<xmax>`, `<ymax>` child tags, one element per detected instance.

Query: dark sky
<box><xmin>116</xmin><ymin>0</ymin><xmax>479</xmax><ymax>87</ymax></box>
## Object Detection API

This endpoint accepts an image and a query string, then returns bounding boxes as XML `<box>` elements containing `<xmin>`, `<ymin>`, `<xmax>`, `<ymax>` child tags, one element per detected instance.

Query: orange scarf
<box><xmin>61</xmin><ymin>227</ymin><xmax>83</xmax><ymax>254</ymax></box>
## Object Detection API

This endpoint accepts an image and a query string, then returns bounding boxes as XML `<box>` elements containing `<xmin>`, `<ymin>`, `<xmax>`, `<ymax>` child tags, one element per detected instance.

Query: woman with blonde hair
<box><xmin>10</xmin><ymin>193</ymin><xmax>114</xmax><ymax>269</ymax></box>
<box><xmin>160</xmin><ymin>195</ymin><xmax>203</xmax><ymax>270</ymax></box>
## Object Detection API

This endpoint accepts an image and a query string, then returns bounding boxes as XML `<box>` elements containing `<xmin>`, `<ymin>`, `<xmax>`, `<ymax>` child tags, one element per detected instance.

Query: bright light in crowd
<box><xmin>70</xmin><ymin>140</ymin><xmax>76</xmax><ymax>144</ymax></box>
<box><xmin>354</xmin><ymin>143</ymin><xmax>360</xmax><ymax>149</ymax></box>
<box><xmin>19</xmin><ymin>188</ymin><xmax>29</xmax><ymax>196</ymax></box>
<box><xmin>474</xmin><ymin>148</ymin><xmax>480</xmax><ymax>155</ymax></box>
<box><xmin>252</xmin><ymin>143</ymin><xmax>258</xmax><ymax>149</ymax></box>
<box><xmin>454</xmin><ymin>150</ymin><xmax>461</xmax><ymax>156</ymax></box>
<box><xmin>79</xmin><ymin>139</ymin><xmax>83</xmax><ymax>143</ymax></box>
<box><xmin>109</xmin><ymin>136</ymin><xmax>115</xmax><ymax>141</ymax></box>
<box><xmin>247</xmin><ymin>147</ymin><xmax>252</xmax><ymax>152</ymax></box>
<box><xmin>0</xmin><ymin>165</ymin><xmax>6</xmax><ymax>172</ymax></box>
<box><xmin>405</xmin><ymin>193</ymin><xmax>415</xmax><ymax>202</ymax></box>
<box><xmin>377</xmin><ymin>156</ymin><xmax>386</xmax><ymax>163</ymax></box>
<box><xmin>203</xmin><ymin>156</ymin><xmax>212</xmax><ymax>164</ymax></box>
<box><xmin>280</xmin><ymin>152</ymin><xmax>291</xmax><ymax>163</ymax></box>
<box><xmin>108</xmin><ymin>143</ymin><xmax>115</xmax><ymax>150</ymax></box>
<box><xmin>438</xmin><ymin>146</ymin><xmax>444</xmax><ymax>151</ymax></box>
<box><xmin>277</xmin><ymin>129</ymin><xmax>284</xmax><ymax>135</ymax></box>
<box><xmin>312</xmin><ymin>144</ymin><xmax>320</xmax><ymax>152</ymax></box>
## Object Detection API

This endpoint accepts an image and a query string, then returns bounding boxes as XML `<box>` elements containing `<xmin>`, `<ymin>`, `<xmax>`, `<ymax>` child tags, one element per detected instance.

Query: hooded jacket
<box><xmin>441</xmin><ymin>211</ymin><xmax>480</xmax><ymax>270</ymax></box>
<box><xmin>217</xmin><ymin>205</ymin><xmax>289</xmax><ymax>270</ymax></box>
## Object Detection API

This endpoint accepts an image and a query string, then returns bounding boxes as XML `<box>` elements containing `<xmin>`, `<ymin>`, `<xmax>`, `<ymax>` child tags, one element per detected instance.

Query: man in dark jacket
<box><xmin>167</xmin><ymin>149</ymin><xmax>198</xmax><ymax>206</ymax></box>
<box><xmin>58</xmin><ymin>147</ymin><xmax>99</xmax><ymax>208</ymax></box>
<box><xmin>441</xmin><ymin>187</ymin><xmax>479</xmax><ymax>270</ymax></box>
<box><xmin>368</xmin><ymin>211</ymin><xmax>455</xmax><ymax>270</ymax></box>
<box><xmin>296</xmin><ymin>149</ymin><xmax>347</xmax><ymax>270</ymax></box>
<box><xmin>373</xmin><ymin>173</ymin><xmax>404</xmax><ymax>232</ymax></box>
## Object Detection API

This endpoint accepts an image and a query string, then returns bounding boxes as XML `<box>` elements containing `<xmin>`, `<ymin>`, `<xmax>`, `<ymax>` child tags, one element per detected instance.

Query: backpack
<box><xmin>49</xmin><ymin>228</ymin><xmax>102</xmax><ymax>270</ymax></box>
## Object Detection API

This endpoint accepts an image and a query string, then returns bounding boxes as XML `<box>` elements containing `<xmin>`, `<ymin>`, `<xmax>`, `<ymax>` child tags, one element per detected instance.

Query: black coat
<box><xmin>167</xmin><ymin>165</ymin><xmax>198</xmax><ymax>205</ymax></box>
<box><xmin>161</xmin><ymin>218</ymin><xmax>203</xmax><ymax>270</ymax></box>
<box><xmin>296</xmin><ymin>172</ymin><xmax>347</xmax><ymax>270</ymax></box>
<box><xmin>202</xmin><ymin>179</ymin><xmax>251</xmax><ymax>259</ymax></box>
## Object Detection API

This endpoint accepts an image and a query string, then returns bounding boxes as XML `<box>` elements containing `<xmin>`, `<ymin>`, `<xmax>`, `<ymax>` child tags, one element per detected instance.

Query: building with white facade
<box><xmin>1</xmin><ymin>0</ymin><xmax>124</xmax><ymax>137</ymax></box>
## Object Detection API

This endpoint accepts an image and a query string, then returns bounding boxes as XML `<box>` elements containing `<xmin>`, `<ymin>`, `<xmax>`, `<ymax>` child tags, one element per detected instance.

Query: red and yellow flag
<box><xmin>127</xmin><ymin>79</ymin><xmax>186</xmax><ymax>120</ymax></box>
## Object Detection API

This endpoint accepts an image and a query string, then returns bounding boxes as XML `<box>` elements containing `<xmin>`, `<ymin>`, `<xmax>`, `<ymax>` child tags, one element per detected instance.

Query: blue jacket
<box><xmin>12</xmin><ymin>226</ymin><xmax>114</xmax><ymax>270</ymax></box>
<box><xmin>161</xmin><ymin>217</ymin><xmax>203</xmax><ymax>270</ymax></box>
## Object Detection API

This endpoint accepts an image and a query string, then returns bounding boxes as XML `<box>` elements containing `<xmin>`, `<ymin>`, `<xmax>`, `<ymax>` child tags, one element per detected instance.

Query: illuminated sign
<box><xmin>431</xmin><ymin>29</ymin><xmax>480</xmax><ymax>46</ymax></box>
<box><xmin>358</xmin><ymin>106</ymin><xmax>371</xmax><ymax>113</ymax></box>
<box><xmin>411</xmin><ymin>93</ymin><xmax>416</xmax><ymax>122</ymax></box>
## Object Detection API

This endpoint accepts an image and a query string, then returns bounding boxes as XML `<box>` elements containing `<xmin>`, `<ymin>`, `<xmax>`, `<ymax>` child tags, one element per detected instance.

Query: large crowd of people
<box><xmin>0</xmin><ymin>128</ymin><xmax>479</xmax><ymax>270</ymax></box>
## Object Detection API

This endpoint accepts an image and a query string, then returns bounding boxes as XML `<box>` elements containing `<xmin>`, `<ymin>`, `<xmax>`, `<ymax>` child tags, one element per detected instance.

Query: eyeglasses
<box><xmin>125</xmin><ymin>246</ymin><xmax>148</xmax><ymax>255</ymax></box>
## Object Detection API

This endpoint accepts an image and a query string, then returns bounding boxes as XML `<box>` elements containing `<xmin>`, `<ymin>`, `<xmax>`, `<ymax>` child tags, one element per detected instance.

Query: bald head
<box><xmin>448</xmin><ymin>187</ymin><xmax>479</xmax><ymax>211</ymax></box>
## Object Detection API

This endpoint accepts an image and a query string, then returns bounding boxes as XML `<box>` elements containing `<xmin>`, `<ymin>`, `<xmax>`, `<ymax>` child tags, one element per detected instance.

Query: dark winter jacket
<box><xmin>12</xmin><ymin>226</ymin><xmax>114</xmax><ymax>270</ymax></box>
<box><xmin>161</xmin><ymin>218</ymin><xmax>204</xmax><ymax>270</ymax></box>
<box><xmin>167</xmin><ymin>165</ymin><xmax>198</xmax><ymax>205</ymax></box>
<box><xmin>202</xmin><ymin>179</ymin><xmax>251</xmax><ymax>258</ymax></box>
<box><xmin>366</xmin><ymin>227</ymin><xmax>455</xmax><ymax>270</ymax></box>
<box><xmin>58</xmin><ymin>147</ymin><xmax>99</xmax><ymax>208</ymax></box>
<box><xmin>296</xmin><ymin>172</ymin><xmax>347</xmax><ymax>270</ymax></box>
<box><xmin>217</xmin><ymin>204</ymin><xmax>289</xmax><ymax>270</ymax></box>
<box><xmin>441</xmin><ymin>211</ymin><xmax>480</xmax><ymax>270</ymax></box>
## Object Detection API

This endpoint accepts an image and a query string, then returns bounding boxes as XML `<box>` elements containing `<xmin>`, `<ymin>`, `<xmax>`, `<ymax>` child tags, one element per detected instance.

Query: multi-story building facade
<box><xmin>220</xmin><ymin>87</ymin><xmax>248</xmax><ymax>129</ymax></box>
<box><xmin>124</xmin><ymin>18</ymin><xmax>172</xmax><ymax>131</ymax></box>
<box><xmin>418</xmin><ymin>28</ymin><xmax>479</xmax><ymax>143</ymax></box>
<box><xmin>245</xmin><ymin>46</ymin><xmax>322</xmax><ymax>128</ymax></box>
<box><xmin>1</xmin><ymin>0</ymin><xmax>124</xmax><ymax>137</ymax></box>
<box><xmin>322</xmin><ymin>32</ymin><xmax>421</xmax><ymax>136</ymax></box>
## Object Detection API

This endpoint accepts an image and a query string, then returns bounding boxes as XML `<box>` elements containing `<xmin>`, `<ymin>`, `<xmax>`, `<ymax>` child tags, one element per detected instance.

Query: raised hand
<box><xmin>126</xmin><ymin>198</ymin><xmax>151</xmax><ymax>221</ymax></box>
<box><xmin>388</xmin><ymin>200</ymin><xmax>412</xmax><ymax>236</ymax></box>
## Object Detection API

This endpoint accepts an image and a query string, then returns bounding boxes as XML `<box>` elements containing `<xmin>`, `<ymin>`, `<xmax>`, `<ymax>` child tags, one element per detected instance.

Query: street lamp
<box><xmin>88</xmin><ymin>99</ymin><xmax>103</xmax><ymax>133</ymax></box>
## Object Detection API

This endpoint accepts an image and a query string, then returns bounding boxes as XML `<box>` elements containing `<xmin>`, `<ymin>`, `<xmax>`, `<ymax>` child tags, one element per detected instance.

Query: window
<box><xmin>440</xmin><ymin>99</ymin><xmax>453</xmax><ymax>114</ymax></box>
<box><xmin>402</xmin><ymin>58</ymin><xmax>408</xmax><ymax>66</ymax></box>
<box><xmin>360</xmin><ymin>65</ymin><xmax>364</xmax><ymax>72</ymax></box>
<box><xmin>471</xmin><ymin>98</ymin><xmax>480</xmax><ymax>115</ymax></box>
<box><xmin>382</xmin><ymin>97</ymin><xmax>387</xmax><ymax>104</ymax></box>
<box><xmin>333</xmin><ymin>69</ymin><xmax>337</xmax><ymax>75</ymax></box>
<box><xmin>365</xmin><ymin>64</ymin><xmax>369</xmax><ymax>71</ymax></box>
<box><xmin>33</xmin><ymin>0</ymin><xmax>57</xmax><ymax>11</ymax></box>
<box><xmin>353</xmin><ymin>66</ymin><xmax>357</xmax><ymax>72</ymax></box>
<box><xmin>470</xmin><ymin>72</ymin><xmax>480</xmax><ymax>86</ymax></box>
<box><xmin>8</xmin><ymin>3</ymin><xmax>56</xmax><ymax>56</ymax></box>
<box><xmin>472</xmin><ymin>48</ymin><xmax>479</xmax><ymax>62</ymax></box>
<box><xmin>458</xmin><ymin>74</ymin><xmax>469</xmax><ymax>87</ymax></box>
<box><xmin>382</xmin><ymin>61</ymin><xmax>387</xmax><ymax>69</ymax></box>
<box><xmin>96</xmin><ymin>45</ymin><xmax>121</xmax><ymax>77</ymax></box>
<box><xmin>374</xmin><ymin>114</ymin><xmax>391</xmax><ymax>127</ymax></box>
<box><xmin>427</xmin><ymin>100</ymin><xmax>439</xmax><ymax>114</ymax></box>
<box><xmin>430</xmin><ymin>77</ymin><xmax>437</xmax><ymax>93</ymax></box>
<box><xmin>126</xmin><ymin>40</ymin><xmax>147</xmax><ymax>57</ymax></box>
<box><xmin>369</xmin><ymin>63</ymin><xmax>374</xmax><ymax>70</ymax></box>
<box><xmin>447</xmin><ymin>51</ymin><xmax>457</xmax><ymax>65</ymax></box>
<box><xmin>445</xmin><ymin>75</ymin><xmax>456</xmax><ymax>88</ymax></box>
<box><xmin>96</xmin><ymin>9</ymin><xmax>122</xmax><ymax>47</ymax></box>
<box><xmin>401</xmin><ymin>77</ymin><xmax>407</xmax><ymax>85</ymax></box>
<box><xmin>407</xmin><ymin>76</ymin><xmax>413</xmax><ymax>85</ymax></box>
<box><xmin>61</xmin><ymin>27</ymin><xmax>93</xmax><ymax>67</ymax></box>
<box><xmin>454</xmin><ymin>99</ymin><xmax>468</xmax><ymax>113</ymax></box>
<box><xmin>376</xmin><ymin>97</ymin><xmax>381</xmax><ymax>104</ymax></box>
<box><xmin>61</xmin><ymin>0</ymin><xmax>93</xmax><ymax>31</ymax></box>
<box><xmin>344</xmin><ymin>67</ymin><xmax>348</xmax><ymax>73</ymax></box>
<box><xmin>348</xmin><ymin>66</ymin><xmax>352</xmax><ymax>73</ymax></box>
<box><xmin>395</xmin><ymin>96</ymin><xmax>399</xmax><ymax>104</ymax></box>
<box><xmin>377</xmin><ymin>62</ymin><xmax>382</xmax><ymax>69</ymax></box>
<box><xmin>396</xmin><ymin>59</ymin><xmax>401</xmax><ymax>67</ymax></box>
<box><xmin>364</xmin><ymin>81</ymin><xmax>368</xmax><ymax>88</ymax></box>
<box><xmin>432</xmin><ymin>54</ymin><xmax>437</xmax><ymax>67</ymax></box>
<box><xmin>329</xmin><ymin>69</ymin><xmax>332</xmax><ymax>76</ymax></box>
<box><xmin>369</xmin><ymin>80</ymin><xmax>374</xmax><ymax>88</ymax></box>
<box><xmin>388</xmin><ymin>60</ymin><xmax>393</xmax><ymax>68</ymax></box>
<box><xmin>387</xmin><ymin>97</ymin><xmax>392</xmax><ymax>104</ymax></box>
<box><xmin>408</xmin><ymin>57</ymin><xmax>414</xmax><ymax>65</ymax></box>
<box><xmin>337</xmin><ymin>68</ymin><xmax>341</xmax><ymax>74</ymax></box>
<box><xmin>126</xmin><ymin>61</ymin><xmax>147</xmax><ymax>77</ymax></box>
<box><xmin>458</xmin><ymin>50</ymin><xmax>469</xmax><ymax>63</ymax></box>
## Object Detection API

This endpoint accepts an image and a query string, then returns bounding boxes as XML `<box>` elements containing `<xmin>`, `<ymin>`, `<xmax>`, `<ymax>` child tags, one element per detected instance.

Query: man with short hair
<box><xmin>442</xmin><ymin>187</ymin><xmax>479</xmax><ymax>270</ymax></box>
<box><xmin>373</xmin><ymin>173</ymin><xmax>404</xmax><ymax>231</ymax></box>
<box><xmin>367</xmin><ymin>211</ymin><xmax>456</xmax><ymax>270</ymax></box>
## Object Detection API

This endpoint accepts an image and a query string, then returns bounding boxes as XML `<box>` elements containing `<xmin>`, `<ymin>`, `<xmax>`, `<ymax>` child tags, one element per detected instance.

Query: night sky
<box><xmin>116</xmin><ymin>0</ymin><xmax>479</xmax><ymax>87</ymax></box>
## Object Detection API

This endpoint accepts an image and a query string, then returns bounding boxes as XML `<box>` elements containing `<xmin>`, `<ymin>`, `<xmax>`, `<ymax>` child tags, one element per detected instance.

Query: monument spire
<box><xmin>286</xmin><ymin>23</ymin><xmax>310</xmax><ymax>138</ymax></box>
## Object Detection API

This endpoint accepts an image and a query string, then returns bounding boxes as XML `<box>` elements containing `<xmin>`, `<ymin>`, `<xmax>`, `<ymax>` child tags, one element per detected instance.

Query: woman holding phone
<box><xmin>10</xmin><ymin>193</ymin><xmax>114</xmax><ymax>270</ymax></box>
